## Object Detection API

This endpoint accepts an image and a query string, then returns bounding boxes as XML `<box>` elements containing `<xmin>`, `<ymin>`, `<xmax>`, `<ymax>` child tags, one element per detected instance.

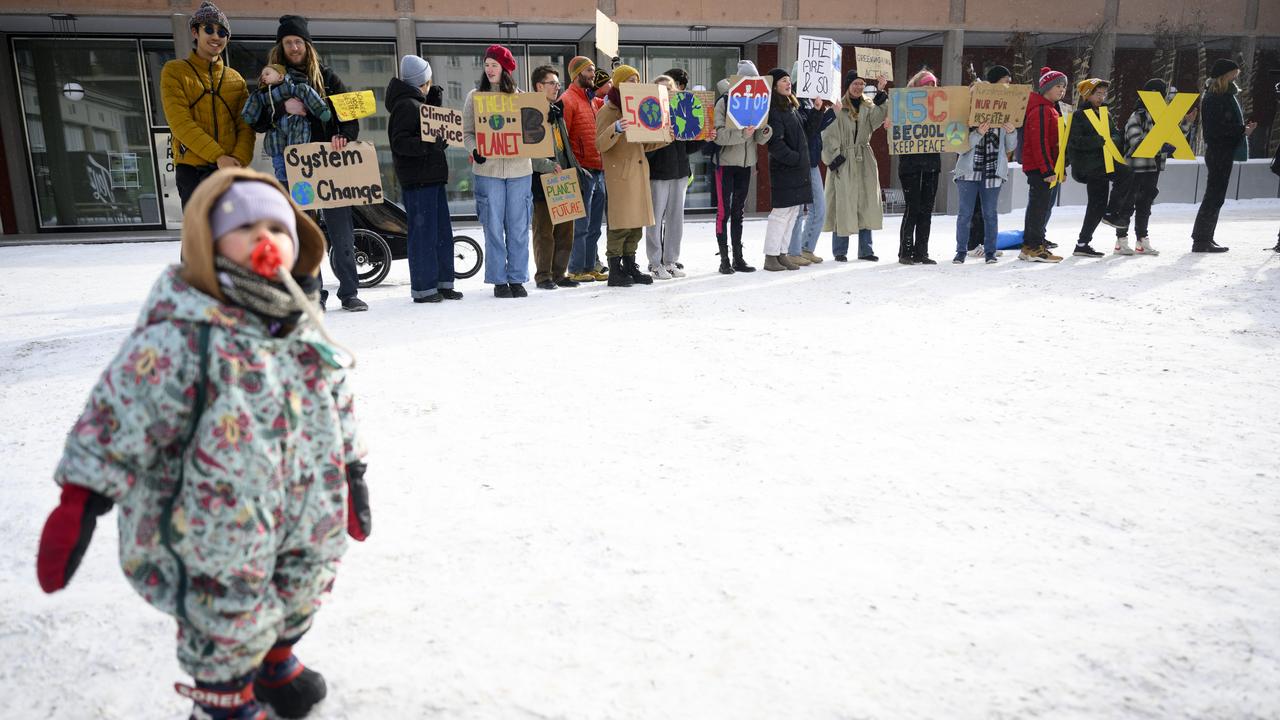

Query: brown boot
<box><xmin>763</xmin><ymin>255</ymin><xmax>786</xmax><ymax>271</ymax></box>
<box><xmin>786</xmin><ymin>254</ymin><xmax>812</xmax><ymax>266</ymax></box>
<box><xmin>777</xmin><ymin>253</ymin><xmax>800</xmax><ymax>270</ymax></box>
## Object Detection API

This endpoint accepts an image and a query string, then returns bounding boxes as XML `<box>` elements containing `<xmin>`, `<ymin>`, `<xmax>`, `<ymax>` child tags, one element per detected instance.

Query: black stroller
<box><xmin>327</xmin><ymin>201</ymin><xmax>483</xmax><ymax>288</ymax></box>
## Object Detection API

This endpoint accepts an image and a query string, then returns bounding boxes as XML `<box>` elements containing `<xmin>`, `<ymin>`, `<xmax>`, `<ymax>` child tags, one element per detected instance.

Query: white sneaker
<box><xmin>1135</xmin><ymin>237</ymin><xmax>1159</xmax><ymax>256</ymax></box>
<box><xmin>1114</xmin><ymin>237</ymin><xmax>1136</xmax><ymax>256</ymax></box>
<box><xmin>651</xmin><ymin>264</ymin><xmax>672</xmax><ymax>280</ymax></box>
<box><xmin>967</xmin><ymin>246</ymin><xmax>984</xmax><ymax>258</ymax></box>
<box><xmin>666</xmin><ymin>263</ymin><xmax>686</xmax><ymax>278</ymax></box>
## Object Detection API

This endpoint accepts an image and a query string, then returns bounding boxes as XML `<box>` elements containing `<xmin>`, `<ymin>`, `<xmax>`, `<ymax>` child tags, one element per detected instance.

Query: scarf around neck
<box><xmin>214</xmin><ymin>256</ymin><xmax>319</xmax><ymax>333</ymax></box>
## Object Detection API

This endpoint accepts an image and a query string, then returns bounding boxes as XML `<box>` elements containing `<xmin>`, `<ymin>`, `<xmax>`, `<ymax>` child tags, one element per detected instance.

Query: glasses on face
<box><xmin>539</xmin><ymin>80</ymin><xmax>562</xmax><ymax>87</ymax></box>
<box><xmin>201</xmin><ymin>23</ymin><xmax>229</xmax><ymax>39</ymax></box>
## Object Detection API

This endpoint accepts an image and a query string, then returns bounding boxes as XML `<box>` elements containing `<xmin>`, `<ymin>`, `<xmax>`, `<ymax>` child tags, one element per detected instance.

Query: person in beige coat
<box><xmin>595</xmin><ymin>65</ymin><xmax>671</xmax><ymax>287</ymax></box>
<box><xmin>822</xmin><ymin>71</ymin><xmax>889</xmax><ymax>261</ymax></box>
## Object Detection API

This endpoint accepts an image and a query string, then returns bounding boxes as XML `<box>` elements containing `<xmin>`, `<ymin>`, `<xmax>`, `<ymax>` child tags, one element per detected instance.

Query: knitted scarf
<box><xmin>214</xmin><ymin>256</ymin><xmax>319</xmax><ymax>333</ymax></box>
<box><xmin>976</xmin><ymin>130</ymin><xmax>1000</xmax><ymax>182</ymax></box>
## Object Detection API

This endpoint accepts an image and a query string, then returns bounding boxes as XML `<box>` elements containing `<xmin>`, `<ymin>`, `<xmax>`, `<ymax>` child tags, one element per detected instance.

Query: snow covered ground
<box><xmin>2</xmin><ymin>199</ymin><xmax>1279</xmax><ymax>719</ymax></box>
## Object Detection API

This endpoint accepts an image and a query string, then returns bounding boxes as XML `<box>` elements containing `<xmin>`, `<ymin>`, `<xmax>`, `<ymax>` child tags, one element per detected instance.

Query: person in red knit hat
<box><xmin>1018</xmin><ymin>66</ymin><xmax>1068</xmax><ymax>263</ymax></box>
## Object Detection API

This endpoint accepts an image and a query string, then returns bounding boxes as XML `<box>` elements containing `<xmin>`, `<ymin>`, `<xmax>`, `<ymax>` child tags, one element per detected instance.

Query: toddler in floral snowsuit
<box><xmin>37</xmin><ymin>168</ymin><xmax>370</xmax><ymax>720</ymax></box>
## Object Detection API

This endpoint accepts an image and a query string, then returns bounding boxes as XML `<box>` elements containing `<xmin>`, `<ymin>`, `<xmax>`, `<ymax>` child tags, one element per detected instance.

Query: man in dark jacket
<box><xmin>250</xmin><ymin>15</ymin><xmax>367</xmax><ymax>311</ymax></box>
<box><xmin>1191</xmin><ymin>58</ymin><xmax>1258</xmax><ymax>253</ymax></box>
<box><xmin>387</xmin><ymin>55</ymin><xmax>461</xmax><ymax>303</ymax></box>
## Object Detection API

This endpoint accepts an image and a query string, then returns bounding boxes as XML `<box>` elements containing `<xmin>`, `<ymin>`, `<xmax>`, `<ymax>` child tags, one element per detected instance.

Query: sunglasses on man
<box><xmin>200</xmin><ymin>23</ymin><xmax>229</xmax><ymax>39</ymax></box>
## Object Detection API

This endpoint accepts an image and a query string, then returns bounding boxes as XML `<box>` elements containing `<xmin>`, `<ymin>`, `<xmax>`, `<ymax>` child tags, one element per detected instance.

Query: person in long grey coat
<box><xmin>822</xmin><ymin>71</ymin><xmax>888</xmax><ymax>261</ymax></box>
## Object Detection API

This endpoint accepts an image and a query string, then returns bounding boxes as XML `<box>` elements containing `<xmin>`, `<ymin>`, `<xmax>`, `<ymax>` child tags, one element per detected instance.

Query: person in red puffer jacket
<box><xmin>1018</xmin><ymin>67</ymin><xmax>1068</xmax><ymax>263</ymax></box>
<box><xmin>561</xmin><ymin>56</ymin><xmax>609</xmax><ymax>282</ymax></box>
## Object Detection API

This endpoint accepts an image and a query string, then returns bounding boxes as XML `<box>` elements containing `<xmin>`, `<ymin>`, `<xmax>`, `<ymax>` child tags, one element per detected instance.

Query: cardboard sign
<box><xmin>329</xmin><ymin>90</ymin><xmax>377</xmax><ymax>122</ymax></box>
<box><xmin>621</xmin><ymin>83</ymin><xmax>671</xmax><ymax>142</ymax></box>
<box><xmin>670</xmin><ymin>90</ymin><xmax>714</xmax><ymax>141</ymax></box>
<box><xmin>421</xmin><ymin>104</ymin><xmax>465</xmax><ymax>144</ymax></box>
<box><xmin>726</xmin><ymin>76</ymin><xmax>771</xmax><ymax>130</ymax></box>
<box><xmin>541</xmin><ymin>168</ymin><xmax>587</xmax><ymax>224</ymax></box>
<box><xmin>595</xmin><ymin>9</ymin><xmax>619</xmax><ymax>59</ymax></box>
<box><xmin>854</xmin><ymin>47</ymin><xmax>893</xmax><ymax>82</ymax></box>
<box><xmin>969</xmin><ymin>84</ymin><xmax>1032</xmax><ymax>128</ymax></box>
<box><xmin>796</xmin><ymin>35</ymin><xmax>840</xmax><ymax>102</ymax></box>
<box><xmin>888</xmin><ymin>86</ymin><xmax>971</xmax><ymax>155</ymax></box>
<box><xmin>284</xmin><ymin>140</ymin><xmax>384</xmax><ymax>210</ymax></box>
<box><xmin>472</xmin><ymin>92</ymin><xmax>554</xmax><ymax>159</ymax></box>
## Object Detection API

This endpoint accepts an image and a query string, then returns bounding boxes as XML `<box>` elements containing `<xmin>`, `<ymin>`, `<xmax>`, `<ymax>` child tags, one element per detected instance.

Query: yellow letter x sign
<box><xmin>1081</xmin><ymin>106</ymin><xmax>1127</xmax><ymax>174</ymax></box>
<box><xmin>1131</xmin><ymin>90</ymin><xmax>1197</xmax><ymax>160</ymax></box>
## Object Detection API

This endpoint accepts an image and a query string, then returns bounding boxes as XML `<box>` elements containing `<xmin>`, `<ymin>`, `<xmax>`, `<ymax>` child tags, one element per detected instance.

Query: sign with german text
<box><xmin>796</xmin><ymin>35</ymin><xmax>840</xmax><ymax>102</ymax></box>
<box><xmin>888</xmin><ymin>86</ymin><xmax>971</xmax><ymax>155</ymax></box>
<box><xmin>541</xmin><ymin>168</ymin><xmax>587</xmax><ymax>224</ymax></box>
<box><xmin>420</xmin><ymin>104</ymin><xmax>465</xmax><ymax>144</ymax></box>
<box><xmin>969</xmin><ymin>83</ymin><xmax>1032</xmax><ymax>128</ymax></box>
<box><xmin>726</xmin><ymin>76</ymin><xmax>771</xmax><ymax>130</ymax></box>
<box><xmin>472</xmin><ymin>92</ymin><xmax>554</xmax><ymax>159</ymax></box>
<box><xmin>621</xmin><ymin>83</ymin><xmax>671</xmax><ymax>142</ymax></box>
<box><xmin>284</xmin><ymin>140</ymin><xmax>384</xmax><ymax>209</ymax></box>
<box><xmin>854</xmin><ymin>47</ymin><xmax>893</xmax><ymax>82</ymax></box>
<box><xmin>329</xmin><ymin>90</ymin><xmax>377</xmax><ymax>121</ymax></box>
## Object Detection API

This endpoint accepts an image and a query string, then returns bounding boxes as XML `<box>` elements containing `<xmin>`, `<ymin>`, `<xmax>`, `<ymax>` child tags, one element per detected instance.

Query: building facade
<box><xmin>1</xmin><ymin>0</ymin><xmax>1276</xmax><ymax>235</ymax></box>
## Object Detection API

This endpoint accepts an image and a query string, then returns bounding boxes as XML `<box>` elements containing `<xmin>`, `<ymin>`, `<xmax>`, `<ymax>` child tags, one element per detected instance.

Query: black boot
<box><xmin>898</xmin><ymin>233</ymin><xmax>915</xmax><ymax>264</ymax></box>
<box><xmin>606</xmin><ymin>256</ymin><xmax>633</xmax><ymax>287</ymax></box>
<box><xmin>717</xmin><ymin>236</ymin><xmax>734</xmax><ymax>274</ymax></box>
<box><xmin>730</xmin><ymin>238</ymin><xmax>755</xmax><ymax>272</ymax></box>
<box><xmin>624</xmin><ymin>254</ymin><xmax>653</xmax><ymax>284</ymax></box>
<box><xmin>254</xmin><ymin>667</ymin><xmax>326</xmax><ymax>719</ymax></box>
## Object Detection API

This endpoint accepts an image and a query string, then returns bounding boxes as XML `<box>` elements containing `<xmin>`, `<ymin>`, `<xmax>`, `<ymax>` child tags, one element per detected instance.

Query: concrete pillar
<box><xmin>940</xmin><ymin>29</ymin><xmax>964</xmax><ymax>213</ymax></box>
<box><xmin>171</xmin><ymin>6</ymin><xmax>192</xmax><ymax>59</ymax></box>
<box><xmin>0</xmin><ymin>32</ymin><xmax>37</xmax><ymax>233</ymax></box>
<box><xmin>777</xmin><ymin>26</ymin><xmax>798</xmax><ymax>74</ymax></box>
<box><xmin>1089</xmin><ymin>0</ymin><xmax>1118</xmax><ymax>80</ymax></box>
<box><xmin>395</xmin><ymin>16</ymin><xmax>416</xmax><ymax>64</ymax></box>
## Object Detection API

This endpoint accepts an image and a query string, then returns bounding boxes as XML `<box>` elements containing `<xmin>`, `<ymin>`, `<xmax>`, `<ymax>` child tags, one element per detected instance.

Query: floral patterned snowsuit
<box><xmin>54</xmin><ymin>266</ymin><xmax>365</xmax><ymax>682</ymax></box>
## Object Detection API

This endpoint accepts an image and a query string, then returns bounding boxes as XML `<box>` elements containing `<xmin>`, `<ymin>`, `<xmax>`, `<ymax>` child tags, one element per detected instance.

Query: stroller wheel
<box><xmin>330</xmin><ymin>229</ymin><xmax>392</xmax><ymax>288</ymax></box>
<box><xmin>452</xmin><ymin>235</ymin><xmax>483</xmax><ymax>280</ymax></box>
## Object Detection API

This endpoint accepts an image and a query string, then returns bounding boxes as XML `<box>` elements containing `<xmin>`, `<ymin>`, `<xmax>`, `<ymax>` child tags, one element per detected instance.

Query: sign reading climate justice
<box><xmin>888</xmin><ymin>86</ymin><xmax>971</xmax><ymax>155</ymax></box>
<box><xmin>472</xmin><ymin>92</ymin><xmax>554</xmax><ymax>159</ymax></box>
<box><xmin>284</xmin><ymin>140</ymin><xmax>383</xmax><ymax>210</ymax></box>
<box><xmin>421</xmin><ymin>105</ymin><xmax>465</xmax><ymax>144</ymax></box>
<box><xmin>621</xmin><ymin>83</ymin><xmax>671</xmax><ymax>142</ymax></box>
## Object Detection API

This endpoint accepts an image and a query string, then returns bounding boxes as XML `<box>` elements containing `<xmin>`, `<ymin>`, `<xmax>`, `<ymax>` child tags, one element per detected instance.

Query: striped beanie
<box><xmin>1037</xmin><ymin>67</ymin><xmax>1067</xmax><ymax>94</ymax></box>
<box><xmin>567</xmin><ymin>56</ymin><xmax>593</xmax><ymax>81</ymax></box>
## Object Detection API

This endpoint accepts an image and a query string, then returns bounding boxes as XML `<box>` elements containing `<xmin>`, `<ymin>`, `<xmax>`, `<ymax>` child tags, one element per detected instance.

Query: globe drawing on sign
<box><xmin>944</xmin><ymin>121</ymin><xmax>967</xmax><ymax>149</ymax></box>
<box><xmin>291</xmin><ymin>181</ymin><xmax>315</xmax><ymax>206</ymax></box>
<box><xmin>488</xmin><ymin>114</ymin><xmax>506</xmax><ymax>131</ymax></box>
<box><xmin>637</xmin><ymin>97</ymin><xmax>664</xmax><ymax>130</ymax></box>
<box><xmin>671</xmin><ymin>92</ymin><xmax>703</xmax><ymax>141</ymax></box>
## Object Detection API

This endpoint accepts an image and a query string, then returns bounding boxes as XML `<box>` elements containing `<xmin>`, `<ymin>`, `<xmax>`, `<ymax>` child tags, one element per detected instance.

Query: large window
<box><xmin>15</xmin><ymin>38</ymin><xmax>161</xmax><ymax>228</ymax></box>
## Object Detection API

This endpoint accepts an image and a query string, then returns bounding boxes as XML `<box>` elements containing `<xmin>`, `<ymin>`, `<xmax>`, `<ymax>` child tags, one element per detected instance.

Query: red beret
<box><xmin>485</xmin><ymin>44</ymin><xmax>517</xmax><ymax>74</ymax></box>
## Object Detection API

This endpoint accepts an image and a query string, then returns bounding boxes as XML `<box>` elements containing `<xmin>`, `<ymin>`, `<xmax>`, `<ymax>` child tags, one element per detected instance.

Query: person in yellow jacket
<box><xmin>161</xmin><ymin>1</ymin><xmax>255</xmax><ymax>207</ymax></box>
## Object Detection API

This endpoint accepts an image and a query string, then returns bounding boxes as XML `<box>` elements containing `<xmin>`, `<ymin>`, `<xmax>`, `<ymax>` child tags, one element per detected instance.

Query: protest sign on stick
<box><xmin>284</xmin><ymin>140</ymin><xmax>384</xmax><ymax>210</ymax></box>
<box><xmin>726</xmin><ymin>76</ymin><xmax>771</xmax><ymax>130</ymax></box>
<box><xmin>472</xmin><ymin>92</ymin><xmax>554</xmax><ymax>159</ymax></box>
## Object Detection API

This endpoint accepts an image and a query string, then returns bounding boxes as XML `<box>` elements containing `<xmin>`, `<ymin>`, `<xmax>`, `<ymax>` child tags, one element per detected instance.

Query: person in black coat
<box><xmin>787</xmin><ymin>97</ymin><xmax>835</xmax><ymax>264</ymax></box>
<box><xmin>644</xmin><ymin>70</ymin><xmax>708</xmax><ymax>279</ymax></box>
<box><xmin>761</xmin><ymin>68</ymin><xmax>813</xmax><ymax>271</ymax></box>
<box><xmin>251</xmin><ymin>15</ymin><xmax>367</xmax><ymax>310</ymax></box>
<box><xmin>896</xmin><ymin>69</ymin><xmax>942</xmax><ymax>265</ymax></box>
<box><xmin>387</xmin><ymin>55</ymin><xmax>460</xmax><ymax>304</ymax></box>
<box><xmin>1191</xmin><ymin>58</ymin><xmax>1258</xmax><ymax>253</ymax></box>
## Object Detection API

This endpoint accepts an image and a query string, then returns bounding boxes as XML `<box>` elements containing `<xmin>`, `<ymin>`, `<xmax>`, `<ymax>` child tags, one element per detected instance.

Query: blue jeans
<box><xmin>788</xmin><ymin>166</ymin><xmax>826</xmax><ymax>256</ymax></box>
<box><xmin>475</xmin><ymin>174</ymin><xmax>532</xmax><ymax>285</ymax></box>
<box><xmin>955</xmin><ymin>180</ymin><xmax>1002</xmax><ymax>259</ymax></box>
<box><xmin>403</xmin><ymin>184</ymin><xmax>455</xmax><ymax>298</ymax></box>
<box><xmin>271</xmin><ymin>154</ymin><xmax>287</xmax><ymax>184</ymax></box>
<box><xmin>832</xmin><ymin>229</ymin><xmax>873</xmax><ymax>258</ymax></box>
<box><xmin>570</xmin><ymin>168</ymin><xmax>606</xmax><ymax>273</ymax></box>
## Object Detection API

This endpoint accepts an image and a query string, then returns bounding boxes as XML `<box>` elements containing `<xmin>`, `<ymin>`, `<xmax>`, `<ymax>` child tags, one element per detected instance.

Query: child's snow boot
<box><xmin>178</xmin><ymin>674</ymin><xmax>266</xmax><ymax>720</ymax></box>
<box><xmin>253</xmin><ymin>643</ymin><xmax>327</xmax><ymax>719</ymax></box>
